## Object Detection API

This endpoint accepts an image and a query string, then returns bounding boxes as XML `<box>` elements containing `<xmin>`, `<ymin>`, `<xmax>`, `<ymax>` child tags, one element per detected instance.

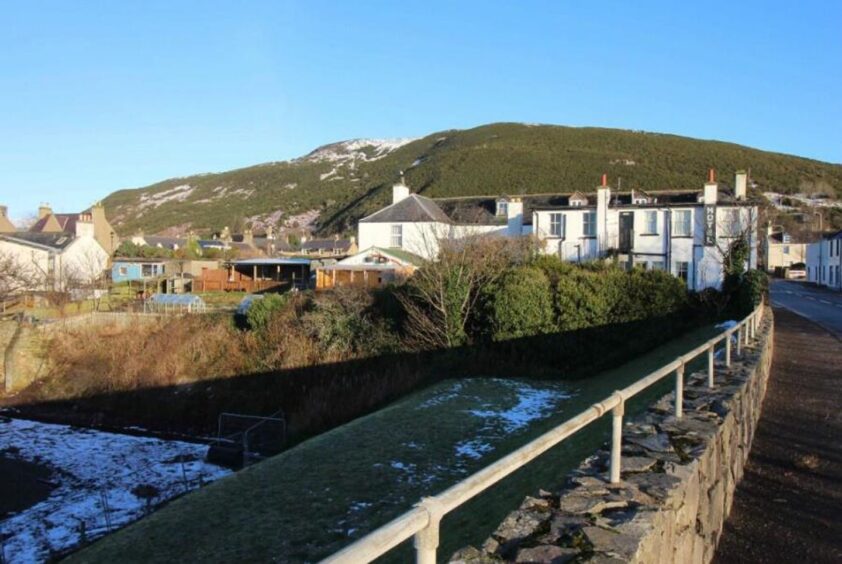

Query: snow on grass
<box><xmin>0</xmin><ymin>417</ymin><xmax>230</xmax><ymax>563</ymax></box>
<box><xmin>454</xmin><ymin>440</ymin><xmax>494</xmax><ymax>460</ymax></box>
<box><xmin>467</xmin><ymin>381</ymin><xmax>570</xmax><ymax>434</ymax></box>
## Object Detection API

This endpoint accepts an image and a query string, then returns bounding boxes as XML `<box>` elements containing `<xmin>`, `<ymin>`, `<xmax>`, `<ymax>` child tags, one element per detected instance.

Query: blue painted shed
<box><xmin>112</xmin><ymin>259</ymin><xmax>167</xmax><ymax>283</ymax></box>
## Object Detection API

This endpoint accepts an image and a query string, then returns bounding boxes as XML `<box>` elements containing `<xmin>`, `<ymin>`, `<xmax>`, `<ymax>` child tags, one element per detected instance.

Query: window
<box><xmin>651</xmin><ymin>261</ymin><xmax>665</xmax><ymax>271</ymax></box>
<box><xmin>496</xmin><ymin>200</ymin><xmax>508</xmax><ymax>217</ymax></box>
<box><xmin>142</xmin><ymin>264</ymin><xmax>154</xmax><ymax>277</ymax></box>
<box><xmin>675</xmin><ymin>261</ymin><xmax>689</xmax><ymax>283</ymax></box>
<box><xmin>644</xmin><ymin>211</ymin><xmax>657</xmax><ymax>234</ymax></box>
<box><xmin>549</xmin><ymin>213</ymin><xmax>564</xmax><ymax>238</ymax></box>
<box><xmin>390</xmin><ymin>225</ymin><xmax>403</xmax><ymax>248</ymax></box>
<box><xmin>722</xmin><ymin>209</ymin><xmax>743</xmax><ymax>237</ymax></box>
<box><xmin>118</xmin><ymin>266</ymin><xmax>128</xmax><ymax>276</ymax></box>
<box><xmin>583</xmin><ymin>212</ymin><xmax>596</xmax><ymax>237</ymax></box>
<box><xmin>673</xmin><ymin>210</ymin><xmax>692</xmax><ymax>236</ymax></box>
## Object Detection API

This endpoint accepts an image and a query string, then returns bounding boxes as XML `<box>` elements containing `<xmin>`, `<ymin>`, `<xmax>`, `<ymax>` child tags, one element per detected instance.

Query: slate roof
<box><xmin>143</xmin><ymin>236</ymin><xmax>187</xmax><ymax>249</ymax></box>
<box><xmin>360</xmin><ymin>194</ymin><xmax>452</xmax><ymax>224</ymax></box>
<box><xmin>0</xmin><ymin>232</ymin><xmax>76</xmax><ymax>251</ymax></box>
<box><xmin>301</xmin><ymin>238</ymin><xmax>355</xmax><ymax>252</ymax></box>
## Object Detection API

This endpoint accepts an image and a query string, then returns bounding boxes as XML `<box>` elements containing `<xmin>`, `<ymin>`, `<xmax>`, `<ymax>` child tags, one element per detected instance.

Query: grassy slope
<box><xmin>69</xmin><ymin>323</ymin><xmax>723</xmax><ymax>563</ymax></box>
<box><xmin>103</xmin><ymin>123</ymin><xmax>842</xmax><ymax>237</ymax></box>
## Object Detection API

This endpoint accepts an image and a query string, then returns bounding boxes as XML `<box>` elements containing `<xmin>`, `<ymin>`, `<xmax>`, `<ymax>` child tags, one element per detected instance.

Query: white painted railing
<box><xmin>322</xmin><ymin>305</ymin><xmax>766</xmax><ymax>564</ymax></box>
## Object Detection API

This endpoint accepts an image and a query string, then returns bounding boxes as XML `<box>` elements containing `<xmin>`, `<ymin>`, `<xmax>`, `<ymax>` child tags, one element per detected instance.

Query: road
<box><xmin>769</xmin><ymin>279</ymin><xmax>842</xmax><ymax>339</ymax></box>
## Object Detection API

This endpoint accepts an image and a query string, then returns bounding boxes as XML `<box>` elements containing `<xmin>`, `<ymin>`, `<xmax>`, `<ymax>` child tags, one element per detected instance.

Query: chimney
<box><xmin>75</xmin><ymin>215</ymin><xmax>95</xmax><ymax>238</ymax></box>
<box><xmin>392</xmin><ymin>183</ymin><xmax>410</xmax><ymax>205</ymax></box>
<box><xmin>221</xmin><ymin>226</ymin><xmax>232</xmax><ymax>243</ymax></box>
<box><xmin>266</xmin><ymin>225</ymin><xmax>275</xmax><ymax>240</ymax></box>
<box><xmin>704</xmin><ymin>168</ymin><xmax>718</xmax><ymax>205</ymax></box>
<box><xmin>243</xmin><ymin>228</ymin><xmax>254</xmax><ymax>246</ymax></box>
<box><xmin>0</xmin><ymin>205</ymin><xmax>7</xmax><ymax>218</ymax></box>
<box><xmin>38</xmin><ymin>203</ymin><xmax>52</xmax><ymax>219</ymax></box>
<box><xmin>735</xmin><ymin>170</ymin><xmax>747</xmax><ymax>201</ymax></box>
<box><xmin>506</xmin><ymin>197</ymin><xmax>524</xmax><ymax>237</ymax></box>
<box><xmin>392</xmin><ymin>171</ymin><xmax>410</xmax><ymax>204</ymax></box>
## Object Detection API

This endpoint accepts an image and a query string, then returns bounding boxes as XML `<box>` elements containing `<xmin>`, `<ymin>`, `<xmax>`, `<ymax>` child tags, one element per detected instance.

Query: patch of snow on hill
<box><xmin>302</xmin><ymin>138</ymin><xmax>418</xmax><ymax>164</ymax></box>
<box><xmin>764</xmin><ymin>191</ymin><xmax>841</xmax><ymax>211</ymax></box>
<box><xmin>138</xmin><ymin>184</ymin><xmax>194</xmax><ymax>210</ymax></box>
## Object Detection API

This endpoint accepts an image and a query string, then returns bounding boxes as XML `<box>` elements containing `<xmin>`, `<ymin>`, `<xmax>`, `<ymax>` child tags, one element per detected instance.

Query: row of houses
<box><xmin>806</xmin><ymin>230</ymin><xmax>842</xmax><ymax>290</ymax></box>
<box><xmin>355</xmin><ymin>170</ymin><xmax>759</xmax><ymax>290</ymax></box>
<box><xmin>8</xmin><ymin>166</ymin><xmax>808</xmax><ymax>299</ymax></box>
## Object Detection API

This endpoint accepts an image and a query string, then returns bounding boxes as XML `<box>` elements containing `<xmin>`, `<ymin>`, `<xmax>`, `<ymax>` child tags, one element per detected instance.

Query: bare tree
<box><xmin>398</xmin><ymin>233</ymin><xmax>538</xmax><ymax>350</ymax></box>
<box><xmin>0</xmin><ymin>250</ymin><xmax>38</xmax><ymax>307</ymax></box>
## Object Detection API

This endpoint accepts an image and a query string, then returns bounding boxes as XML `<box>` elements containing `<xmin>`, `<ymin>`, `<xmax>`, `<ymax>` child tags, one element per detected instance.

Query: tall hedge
<box><xmin>482</xmin><ymin>266</ymin><xmax>555</xmax><ymax>341</ymax></box>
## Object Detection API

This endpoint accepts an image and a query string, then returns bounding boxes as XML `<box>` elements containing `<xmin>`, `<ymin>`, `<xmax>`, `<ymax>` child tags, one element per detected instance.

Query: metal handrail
<box><xmin>322</xmin><ymin>305</ymin><xmax>765</xmax><ymax>564</ymax></box>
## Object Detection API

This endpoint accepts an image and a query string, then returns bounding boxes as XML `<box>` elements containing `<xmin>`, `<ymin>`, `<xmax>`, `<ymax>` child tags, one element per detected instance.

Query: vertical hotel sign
<box><xmin>704</xmin><ymin>205</ymin><xmax>716</xmax><ymax>246</ymax></box>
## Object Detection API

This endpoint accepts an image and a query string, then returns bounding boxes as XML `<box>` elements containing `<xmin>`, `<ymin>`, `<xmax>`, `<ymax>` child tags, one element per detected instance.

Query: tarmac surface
<box><xmin>714</xmin><ymin>308</ymin><xmax>842</xmax><ymax>563</ymax></box>
<box><xmin>770</xmin><ymin>279</ymin><xmax>842</xmax><ymax>338</ymax></box>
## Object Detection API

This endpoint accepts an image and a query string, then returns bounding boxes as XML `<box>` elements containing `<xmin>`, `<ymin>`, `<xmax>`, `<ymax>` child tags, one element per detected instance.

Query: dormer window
<box><xmin>569</xmin><ymin>192</ymin><xmax>588</xmax><ymax>207</ymax></box>
<box><xmin>496</xmin><ymin>199</ymin><xmax>508</xmax><ymax>217</ymax></box>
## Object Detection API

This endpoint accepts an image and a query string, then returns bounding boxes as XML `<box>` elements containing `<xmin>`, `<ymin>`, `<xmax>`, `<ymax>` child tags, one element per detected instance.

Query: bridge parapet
<box><xmin>452</xmin><ymin>307</ymin><xmax>774</xmax><ymax>563</ymax></box>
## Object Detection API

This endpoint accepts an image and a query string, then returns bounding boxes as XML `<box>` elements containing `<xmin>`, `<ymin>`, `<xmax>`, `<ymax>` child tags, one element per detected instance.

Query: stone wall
<box><xmin>0</xmin><ymin>320</ymin><xmax>18</xmax><ymax>390</ymax></box>
<box><xmin>453</xmin><ymin>309</ymin><xmax>774</xmax><ymax>564</ymax></box>
<box><xmin>3</xmin><ymin>322</ymin><xmax>48</xmax><ymax>394</ymax></box>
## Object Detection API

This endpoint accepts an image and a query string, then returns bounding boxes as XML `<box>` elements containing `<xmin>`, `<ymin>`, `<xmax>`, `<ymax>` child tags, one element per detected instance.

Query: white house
<box><xmin>0</xmin><ymin>215</ymin><xmax>109</xmax><ymax>295</ymax></box>
<box><xmin>357</xmin><ymin>170</ymin><xmax>758</xmax><ymax>291</ymax></box>
<box><xmin>806</xmin><ymin>230</ymin><xmax>842</xmax><ymax>290</ymax></box>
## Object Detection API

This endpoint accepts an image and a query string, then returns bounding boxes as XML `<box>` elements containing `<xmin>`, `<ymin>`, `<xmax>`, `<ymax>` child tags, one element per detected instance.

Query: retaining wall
<box><xmin>453</xmin><ymin>308</ymin><xmax>774</xmax><ymax>564</ymax></box>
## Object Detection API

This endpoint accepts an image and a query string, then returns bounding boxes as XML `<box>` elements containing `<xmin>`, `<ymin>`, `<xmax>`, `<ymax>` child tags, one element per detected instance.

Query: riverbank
<box><xmin>0</xmin><ymin>417</ymin><xmax>230</xmax><ymax>562</ymax></box>
<box><xmin>68</xmin><ymin>323</ymin><xmax>726</xmax><ymax>563</ymax></box>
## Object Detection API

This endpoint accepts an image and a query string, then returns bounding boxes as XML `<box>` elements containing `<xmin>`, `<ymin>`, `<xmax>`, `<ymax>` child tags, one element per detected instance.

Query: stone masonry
<box><xmin>452</xmin><ymin>309</ymin><xmax>774</xmax><ymax>564</ymax></box>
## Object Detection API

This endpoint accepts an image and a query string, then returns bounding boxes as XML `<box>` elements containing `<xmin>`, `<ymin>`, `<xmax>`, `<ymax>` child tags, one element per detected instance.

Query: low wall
<box><xmin>453</xmin><ymin>308</ymin><xmax>774</xmax><ymax>564</ymax></box>
<box><xmin>3</xmin><ymin>323</ymin><xmax>48</xmax><ymax>394</ymax></box>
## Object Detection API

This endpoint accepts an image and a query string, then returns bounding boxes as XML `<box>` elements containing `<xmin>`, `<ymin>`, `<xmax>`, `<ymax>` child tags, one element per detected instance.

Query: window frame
<box><xmin>582</xmin><ymin>211</ymin><xmax>596</xmax><ymax>238</ymax></box>
<box><xmin>672</xmin><ymin>210</ymin><xmax>692</xmax><ymax>237</ymax></box>
<box><xmin>549</xmin><ymin>212</ymin><xmax>565</xmax><ymax>238</ymax></box>
<box><xmin>675</xmin><ymin>260</ymin><xmax>689</xmax><ymax>283</ymax></box>
<box><xmin>643</xmin><ymin>210</ymin><xmax>658</xmax><ymax>235</ymax></box>
<box><xmin>389</xmin><ymin>224</ymin><xmax>403</xmax><ymax>248</ymax></box>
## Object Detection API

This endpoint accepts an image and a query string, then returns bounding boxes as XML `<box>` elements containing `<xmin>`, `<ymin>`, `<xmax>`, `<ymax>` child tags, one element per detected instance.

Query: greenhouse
<box><xmin>145</xmin><ymin>293</ymin><xmax>207</xmax><ymax>314</ymax></box>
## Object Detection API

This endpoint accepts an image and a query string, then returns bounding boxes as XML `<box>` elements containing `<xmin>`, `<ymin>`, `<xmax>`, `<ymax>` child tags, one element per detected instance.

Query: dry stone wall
<box><xmin>452</xmin><ymin>309</ymin><xmax>774</xmax><ymax>564</ymax></box>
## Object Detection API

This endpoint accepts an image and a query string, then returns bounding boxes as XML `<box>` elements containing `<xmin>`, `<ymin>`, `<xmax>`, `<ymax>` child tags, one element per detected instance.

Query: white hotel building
<box><xmin>358</xmin><ymin>170</ymin><xmax>758</xmax><ymax>290</ymax></box>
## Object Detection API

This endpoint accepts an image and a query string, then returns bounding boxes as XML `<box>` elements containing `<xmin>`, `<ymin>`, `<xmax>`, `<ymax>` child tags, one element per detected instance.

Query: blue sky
<box><xmin>1</xmin><ymin>1</ymin><xmax>840</xmax><ymax>219</ymax></box>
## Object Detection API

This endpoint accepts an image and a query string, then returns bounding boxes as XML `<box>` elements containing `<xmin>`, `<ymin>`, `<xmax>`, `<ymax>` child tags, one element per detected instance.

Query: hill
<box><xmin>102</xmin><ymin>123</ymin><xmax>842</xmax><ymax>237</ymax></box>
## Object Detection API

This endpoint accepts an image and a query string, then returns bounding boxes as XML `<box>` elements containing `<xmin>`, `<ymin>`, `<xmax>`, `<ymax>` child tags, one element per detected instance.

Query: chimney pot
<box><xmin>708</xmin><ymin>168</ymin><xmax>716</xmax><ymax>183</ymax></box>
<box><xmin>601</xmin><ymin>173</ymin><xmax>608</xmax><ymax>187</ymax></box>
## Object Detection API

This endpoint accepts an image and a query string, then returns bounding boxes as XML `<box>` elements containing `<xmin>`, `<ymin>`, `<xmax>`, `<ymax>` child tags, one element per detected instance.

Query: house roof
<box><xmin>0</xmin><ymin>232</ymin><xmax>76</xmax><ymax>251</ymax></box>
<box><xmin>232</xmin><ymin>257</ymin><xmax>312</xmax><ymax>266</ymax></box>
<box><xmin>360</xmin><ymin>194</ymin><xmax>452</xmax><ymax>224</ymax></box>
<box><xmin>301</xmin><ymin>238</ymin><xmax>355</xmax><ymax>252</ymax></box>
<box><xmin>361</xmin><ymin>246</ymin><xmax>425</xmax><ymax>266</ymax></box>
<box><xmin>143</xmin><ymin>236</ymin><xmax>187</xmax><ymax>249</ymax></box>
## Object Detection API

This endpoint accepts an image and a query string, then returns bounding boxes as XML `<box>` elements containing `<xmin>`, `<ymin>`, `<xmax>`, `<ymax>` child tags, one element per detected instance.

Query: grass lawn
<box><xmin>69</xmin><ymin>323</ymin><xmax>724</xmax><ymax>563</ymax></box>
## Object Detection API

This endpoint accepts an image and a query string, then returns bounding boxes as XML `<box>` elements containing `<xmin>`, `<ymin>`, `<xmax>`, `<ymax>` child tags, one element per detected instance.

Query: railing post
<box><xmin>744</xmin><ymin>320</ymin><xmax>750</xmax><ymax>345</ymax></box>
<box><xmin>707</xmin><ymin>343</ymin><xmax>715</xmax><ymax>388</ymax></box>
<box><xmin>725</xmin><ymin>331</ymin><xmax>732</xmax><ymax>367</ymax></box>
<box><xmin>675</xmin><ymin>362</ymin><xmax>684</xmax><ymax>419</ymax></box>
<box><xmin>736</xmin><ymin>326</ymin><xmax>742</xmax><ymax>356</ymax></box>
<box><xmin>414</xmin><ymin>498</ymin><xmax>443</xmax><ymax>564</ymax></box>
<box><xmin>610</xmin><ymin>393</ymin><xmax>624</xmax><ymax>484</ymax></box>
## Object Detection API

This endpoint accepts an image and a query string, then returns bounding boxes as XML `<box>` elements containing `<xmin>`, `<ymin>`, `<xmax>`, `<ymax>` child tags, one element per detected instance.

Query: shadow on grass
<box><xmin>7</xmin><ymin>312</ymin><xmax>705</xmax><ymax>446</ymax></box>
